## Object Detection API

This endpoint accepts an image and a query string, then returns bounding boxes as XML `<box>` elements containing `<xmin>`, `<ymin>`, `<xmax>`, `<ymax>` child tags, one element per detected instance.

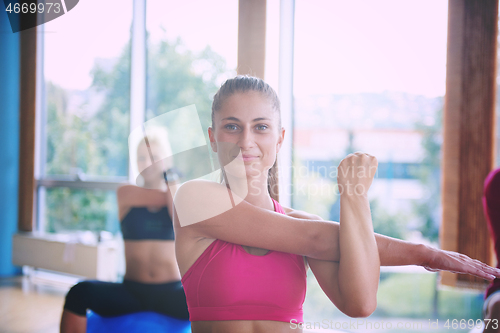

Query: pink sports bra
<box><xmin>181</xmin><ymin>198</ymin><xmax>307</xmax><ymax>322</ymax></box>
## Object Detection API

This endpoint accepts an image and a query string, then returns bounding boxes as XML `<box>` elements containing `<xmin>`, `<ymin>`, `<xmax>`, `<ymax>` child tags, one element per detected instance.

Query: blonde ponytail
<box><xmin>267</xmin><ymin>158</ymin><xmax>279</xmax><ymax>202</ymax></box>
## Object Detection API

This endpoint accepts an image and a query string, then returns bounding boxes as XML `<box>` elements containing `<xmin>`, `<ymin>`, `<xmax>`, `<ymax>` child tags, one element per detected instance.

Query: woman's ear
<box><xmin>276</xmin><ymin>127</ymin><xmax>285</xmax><ymax>153</ymax></box>
<box><xmin>208</xmin><ymin>127</ymin><xmax>217</xmax><ymax>152</ymax></box>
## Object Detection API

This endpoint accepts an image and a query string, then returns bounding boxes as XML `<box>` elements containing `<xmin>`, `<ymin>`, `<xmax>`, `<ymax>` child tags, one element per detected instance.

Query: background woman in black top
<box><xmin>60</xmin><ymin>133</ymin><xmax>188</xmax><ymax>333</ymax></box>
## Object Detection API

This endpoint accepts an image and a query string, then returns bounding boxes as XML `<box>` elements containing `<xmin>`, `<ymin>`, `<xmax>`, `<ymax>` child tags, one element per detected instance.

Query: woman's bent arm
<box><xmin>335</xmin><ymin>193</ymin><xmax>379</xmax><ymax>316</ymax></box>
<box><xmin>334</xmin><ymin>153</ymin><xmax>379</xmax><ymax>317</ymax></box>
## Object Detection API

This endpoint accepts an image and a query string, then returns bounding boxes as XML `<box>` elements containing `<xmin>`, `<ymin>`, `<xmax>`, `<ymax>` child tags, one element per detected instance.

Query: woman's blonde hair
<box><xmin>136</xmin><ymin>127</ymin><xmax>172</xmax><ymax>161</ymax></box>
<box><xmin>211</xmin><ymin>75</ymin><xmax>281</xmax><ymax>202</ymax></box>
<box><xmin>134</xmin><ymin>126</ymin><xmax>173</xmax><ymax>178</ymax></box>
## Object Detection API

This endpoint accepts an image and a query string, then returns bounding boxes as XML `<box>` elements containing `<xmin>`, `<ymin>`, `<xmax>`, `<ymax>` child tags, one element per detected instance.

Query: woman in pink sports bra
<box><xmin>173</xmin><ymin>76</ymin><xmax>500</xmax><ymax>333</ymax></box>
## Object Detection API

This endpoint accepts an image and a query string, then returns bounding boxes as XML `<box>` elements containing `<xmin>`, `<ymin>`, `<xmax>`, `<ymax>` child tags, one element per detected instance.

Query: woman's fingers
<box><xmin>439</xmin><ymin>251</ymin><xmax>500</xmax><ymax>280</ymax></box>
<box><xmin>424</xmin><ymin>248</ymin><xmax>500</xmax><ymax>280</ymax></box>
<box><xmin>472</xmin><ymin>261</ymin><xmax>500</xmax><ymax>279</ymax></box>
<box><xmin>457</xmin><ymin>255</ymin><xmax>500</xmax><ymax>279</ymax></box>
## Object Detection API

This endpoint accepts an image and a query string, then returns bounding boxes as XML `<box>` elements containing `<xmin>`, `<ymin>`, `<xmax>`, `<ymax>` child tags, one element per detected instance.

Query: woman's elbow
<box><xmin>344</xmin><ymin>299</ymin><xmax>377</xmax><ymax>318</ymax></box>
<box><xmin>358</xmin><ymin>300</ymin><xmax>377</xmax><ymax>318</ymax></box>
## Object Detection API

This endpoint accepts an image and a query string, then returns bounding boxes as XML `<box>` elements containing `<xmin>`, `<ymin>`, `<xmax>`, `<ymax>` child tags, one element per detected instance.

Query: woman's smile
<box><xmin>241</xmin><ymin>154</ymin><xmax>259</xmax><ymax>162</ymax></box>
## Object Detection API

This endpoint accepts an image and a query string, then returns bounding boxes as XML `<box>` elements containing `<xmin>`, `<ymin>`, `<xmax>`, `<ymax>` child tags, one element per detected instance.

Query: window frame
<box><xmin>34</xmin><ymin>0</ymin><xmax>145</xmax><ymax>233</ymax></box>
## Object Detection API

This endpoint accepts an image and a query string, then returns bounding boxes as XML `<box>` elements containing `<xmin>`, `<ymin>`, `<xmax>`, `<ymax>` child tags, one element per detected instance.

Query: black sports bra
<box><xmin>120</xmin><ymin>207</ymin><xmax>175</xmax><ymax>240</ymax></box>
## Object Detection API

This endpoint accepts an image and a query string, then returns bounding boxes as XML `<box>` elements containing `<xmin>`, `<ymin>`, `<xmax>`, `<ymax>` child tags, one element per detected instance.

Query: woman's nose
<box><xmin>238</xmin><ymin>128</ymin><xmax>255</xmax><ymax>149</ymax></box>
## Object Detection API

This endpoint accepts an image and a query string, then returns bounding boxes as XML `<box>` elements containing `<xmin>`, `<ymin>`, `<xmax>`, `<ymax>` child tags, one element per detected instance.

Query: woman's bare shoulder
<box><xmin>117</xmin><ymin>184</ymin><xmax>167</xmax><ymax>195</ymax></box>
<box><xmin>117</xmin><ymin>184</ymin><xmax>168</xmax><ymax>207</ymax></box>
<box><xmin>117</xmin><ymin>184</ymin><xmax>137</xmax><ymax>193</ymax></box>
<box><xmin>117</xmin><ymin>184</ymin><xmax>138</xmax><ymax>202</ymax></box>
<box><xmin>174</xmin><ymin>179</ymin><xmax>242</xmax><ymax>206</ymax></box>
<box><xmin>173</xmin><ymin>180</ymin><xmax>239</xmax><ymax>228</ymax></box>
<box><xmin>117</xmin><ymin>184</ymin><xmax>158</xmax><ymax>194</ymax></box>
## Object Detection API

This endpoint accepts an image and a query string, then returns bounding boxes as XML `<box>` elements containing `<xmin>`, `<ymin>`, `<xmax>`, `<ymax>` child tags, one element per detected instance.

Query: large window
<box><xmin>292</xmin><ymin>0</ymin><xmax>484</xmax><ymax>327</ymax></box>
<box><xmin>39</xmin><ymin>0</ymin><xmax>133</xmax><ymax>234</ymax></box>
<box><xmin>37</xmin><ymin>0</ymin><xmax>237</xmax><ymax>235</ymax></box>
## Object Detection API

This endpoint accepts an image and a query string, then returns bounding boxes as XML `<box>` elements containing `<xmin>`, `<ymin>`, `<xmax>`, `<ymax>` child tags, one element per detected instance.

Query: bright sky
<box><xmin>43</xmin><ymin>0</ymin><xmax>133</xmax><ymax>89</ymax></box>
<box><xmin>43</xmin><ymin>0</ymin><xmax>448</xmax><ymax>98</ymax></box>
<box><xmin>293</xmin><ymin>0</ymin><xmax>448</xmax><ymax>97</ymax></box>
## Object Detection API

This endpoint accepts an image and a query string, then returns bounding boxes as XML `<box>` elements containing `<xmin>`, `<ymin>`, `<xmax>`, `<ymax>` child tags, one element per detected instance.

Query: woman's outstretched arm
<box><xmin>173</xmin><ymin>178</ymin><xmax>500</xmax><ymax>279</ymax></box>
<box><xmin>374</xmin><ymin>233</ymin><xmax>499</xmax><ymax>278</ymax></box>
<box><xmin>283</xmin><ymin>205</ymin><xmax>499</xmax><ymax>278</ymax></box>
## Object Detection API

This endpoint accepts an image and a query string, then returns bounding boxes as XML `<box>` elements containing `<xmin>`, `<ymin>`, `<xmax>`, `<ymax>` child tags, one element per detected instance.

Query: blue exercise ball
<box><xmin>87</xmin><ymin>310</ymin><xmax>191</xmax><ymax>333</ymax></box>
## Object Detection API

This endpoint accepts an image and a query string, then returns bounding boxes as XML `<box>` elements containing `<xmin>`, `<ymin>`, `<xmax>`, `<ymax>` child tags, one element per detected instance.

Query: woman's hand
<box><xmin>420</xmin><ymin>245</ymin><xmax>500</xmax><ymax>280</ymax></box>
<box><xmin>337</xmin><ymin>152</ymin><xmax>378</xmax><ymax>197</ymax></box>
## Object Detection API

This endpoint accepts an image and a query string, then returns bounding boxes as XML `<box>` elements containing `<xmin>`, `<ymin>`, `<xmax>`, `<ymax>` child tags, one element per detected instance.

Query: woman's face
<box><xmin>209</xmin><ymin>91</ymin><xmax>285</xmax><ymax>179</ymax></box>
<box><xmin>137</xmin><ymin>141</ymin><xmax>165</xmax><ymax>184</ymax></box>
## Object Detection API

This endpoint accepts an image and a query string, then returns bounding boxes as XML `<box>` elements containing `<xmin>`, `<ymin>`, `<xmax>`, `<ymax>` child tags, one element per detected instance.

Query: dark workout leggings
<box><xmin>63</xmin><ymin>279</ymin><xmax>189</xmax><ymax>320</ymax></box>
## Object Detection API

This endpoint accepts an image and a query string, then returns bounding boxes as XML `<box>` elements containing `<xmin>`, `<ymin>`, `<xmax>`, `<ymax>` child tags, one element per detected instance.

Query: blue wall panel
<box><xmin>0</xmin><ymin>9</ymin><xmax>20</xmax><ymax>276</ymax></box>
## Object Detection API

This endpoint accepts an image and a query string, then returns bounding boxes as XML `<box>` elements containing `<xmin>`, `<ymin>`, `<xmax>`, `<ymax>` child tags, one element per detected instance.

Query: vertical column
<box><xmin>129</xmin><ymin>0</ymin><xmax>146</xmax><ymax>183</ymax></box>
<box><xmin>237</xmin><ymin>0</ymin><xmax>267</xmax><ymax>79</ymax></box>
<box><xmin>0</xmin><ymin>6</ymin><xmax>20</xmax><ymax>275</ymax></box>
<box><xmin>441</xmin><ymin>0</ymin><xmax>498</xmax><ymax>288</ymax></box>
<box><xmin>18</xmin><ymin>21</ymin><xmax>37</xmax><ymax>232</ymax></box>
<box><xmin>278</xmin><ymin>0</ymin><xmax>294</xmax><ymax>208</ymax></box>
<box><xmin>35</xmin><ymin>20</ymin><xmax>46</xmax><ymax>233</ymax></box>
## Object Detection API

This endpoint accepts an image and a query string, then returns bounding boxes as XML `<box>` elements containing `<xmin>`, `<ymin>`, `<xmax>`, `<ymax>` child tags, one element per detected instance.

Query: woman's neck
<box><xmin>223</xmin><ymin>172</ymin><xmax>274</xmax><ymax>211</ymax></box>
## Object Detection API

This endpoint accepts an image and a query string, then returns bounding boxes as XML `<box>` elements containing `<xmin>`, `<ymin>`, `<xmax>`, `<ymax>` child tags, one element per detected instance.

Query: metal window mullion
<box><xmin>278</xmin><ymin>0</ymin><xmax>295</xmax><ymax>208</ymax></box>
<box><xmin>35</xmin><ymin>21</ymin><xmax>46</xmax><ymax>232</ymax></box>
<box><xmin>36</xmin><ymin>179</ymin><xmax>128</xmax><ymax>191</ymax></box>
<box><xmin>129</xmin><ymin>0</ymin><xmax>147</xmax><ymax>184</ymax></box>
